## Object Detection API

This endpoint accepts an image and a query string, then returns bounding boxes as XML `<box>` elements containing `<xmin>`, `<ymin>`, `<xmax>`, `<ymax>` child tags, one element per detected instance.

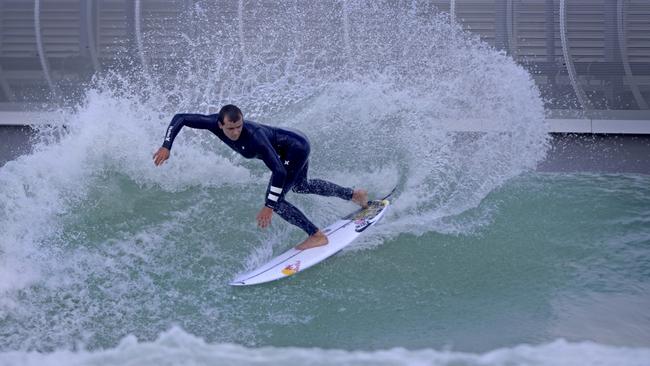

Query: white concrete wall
<box><xmin>2</xmin><ymin>111</ymin><xmax>650</xmax><ymax>134</ymax></box>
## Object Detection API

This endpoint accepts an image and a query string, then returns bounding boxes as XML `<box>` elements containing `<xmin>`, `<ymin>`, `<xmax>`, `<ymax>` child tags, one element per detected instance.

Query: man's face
<box><xmin>219</xmin><ymin>115</ymin><xmax>243</xmax><ymax>141</ymax></box>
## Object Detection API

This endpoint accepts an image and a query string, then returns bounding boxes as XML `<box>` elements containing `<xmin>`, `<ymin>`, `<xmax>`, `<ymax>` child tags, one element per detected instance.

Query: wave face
<box><xmin>2</xmin><ymin>0</ymin><xmax>622</xmax><ymax>357</ymax></box>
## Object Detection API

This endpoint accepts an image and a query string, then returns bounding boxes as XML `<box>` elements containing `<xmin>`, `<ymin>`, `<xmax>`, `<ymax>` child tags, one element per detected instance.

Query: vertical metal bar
<box><xmin>450</xmin><ymin>0</ymin><xmax>456</xmax><ymax>20</ymax></box>
<box><xmin>81</xmin><ymin>0</ymin><xmax>100</xmax><ymax>73</ymax></box>
<box><xmin>125</xmin><ymin>0</ymin><xmax>137</xmax><ymax>60</ymax></box>
<box><xmin>604</xmin><ymin>0</ymin><xmax>619</xmax><ymax>108</ymax></box>
<box><xmin>495</xmin><ymin>0</ymin><xmax>509</xmax><ymax>52</ymax></box>
<box><xmin>34</xmin><ymin>0</ymin><xmax>57</xmax><ymax>96</ymax></box>
<box><xmin>80</xmin><ymin>1</ymin><xmax>89</xmax><ymax>59</ymax></box>
<box><xmin>135</xmin><ymin>0</ymin><xmax>149</xmax><ymax>74</ymax></box>
<box><xmin>545</xmin><ymin>0</ymin><xmax>555</xmax><ymax>63</ymax></box>
<box><xmin>544</xmin><ymin>0</ymin><xmax>559</xmax><ymax>105</ymax></box>
<box><xmin>559</xmin><ymin>0</ymin><xmax>592</xmax><ymax>110</ymax></box>
<box><xmin>617</xmin><ymin>0</ymin><xmax>648</xmax><ymax>109</ymax></box>
<box><xmin>506</xmin><ymin>0</ymin><xmax>516</xmax><ymax>57</ymax></box>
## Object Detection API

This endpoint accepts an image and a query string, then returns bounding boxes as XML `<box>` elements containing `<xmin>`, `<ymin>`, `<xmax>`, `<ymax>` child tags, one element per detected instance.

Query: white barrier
<box><xmin>1</xmin><ymin>111</ymin><xmax>650</xmax><ymax>134</ymax></box>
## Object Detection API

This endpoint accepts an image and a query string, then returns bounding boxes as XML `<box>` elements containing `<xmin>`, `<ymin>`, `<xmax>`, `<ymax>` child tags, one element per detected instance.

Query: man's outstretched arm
<box><xmin>162</xmin><ymin>113</ymin><xmax>215</xmax><ymax>150</ymax></box>
<box><xmin>153</xmin><ymin>113</ymin><xmax>215</xmax><ymax>166</ymax></box>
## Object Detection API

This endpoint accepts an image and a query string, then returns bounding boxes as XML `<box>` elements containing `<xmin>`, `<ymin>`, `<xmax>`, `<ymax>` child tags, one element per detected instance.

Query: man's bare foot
<box><xmin>295</xmin><ymin>230</ymin><xmax>329</xmax><ymax>250</ymax></box>
<box><xmin>351</xmin><ymin>189</ymin><xmax>369</xmax><ymax>208</ymax></box>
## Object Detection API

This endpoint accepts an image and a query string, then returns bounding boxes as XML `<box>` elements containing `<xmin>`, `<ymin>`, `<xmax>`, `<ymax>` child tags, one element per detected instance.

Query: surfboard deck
<box><xmin>229</xmin><ymin>189</ymin><xmax>395</xmax><ymax>286</ymax></box>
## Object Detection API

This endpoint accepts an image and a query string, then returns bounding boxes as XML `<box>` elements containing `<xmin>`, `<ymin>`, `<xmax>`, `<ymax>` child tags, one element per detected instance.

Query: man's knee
<box><xmin>292</xmin><ymin>183</ymin><xmax>308</xmax><ymax>194</ymax></box>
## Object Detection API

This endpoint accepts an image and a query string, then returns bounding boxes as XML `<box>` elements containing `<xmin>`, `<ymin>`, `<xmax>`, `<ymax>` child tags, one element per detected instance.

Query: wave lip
<box><xmin>1</xmin><ymin>327</ymin><xmax>649</xmax><ymax>366</ymax></box>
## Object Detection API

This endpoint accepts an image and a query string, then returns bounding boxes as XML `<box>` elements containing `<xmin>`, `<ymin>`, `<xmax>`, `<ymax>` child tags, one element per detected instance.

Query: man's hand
<box><xmin>257</xmin><ymin>206</ymin><xmax>273</xmax><ymax>228</ymax></box>
<box><xmin>153</xmin><ymin>147</ymin><xmax>170</xmax><ymax>166</ymax></box>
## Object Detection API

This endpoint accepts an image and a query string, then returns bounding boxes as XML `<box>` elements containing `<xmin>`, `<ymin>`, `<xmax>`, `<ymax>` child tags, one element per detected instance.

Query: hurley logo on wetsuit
<box><xmin>165</xmin><ymin>126</ymin><xmax>173</xmax><ymax>141</ymax></box>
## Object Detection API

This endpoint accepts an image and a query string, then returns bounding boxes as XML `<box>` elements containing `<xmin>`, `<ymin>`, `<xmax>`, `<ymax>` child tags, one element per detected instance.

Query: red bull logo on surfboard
<box><xmin>282</xmin><ymin>261</ymin><xmax>301</xmax><ymax>276</ymax></box>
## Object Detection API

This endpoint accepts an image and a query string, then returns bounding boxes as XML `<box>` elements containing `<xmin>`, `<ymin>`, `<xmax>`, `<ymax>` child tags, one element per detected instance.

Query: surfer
<box><xmin>153</xmin><ymin>104</ymin><xmax>368</xmax><ymax>250</ymax></box>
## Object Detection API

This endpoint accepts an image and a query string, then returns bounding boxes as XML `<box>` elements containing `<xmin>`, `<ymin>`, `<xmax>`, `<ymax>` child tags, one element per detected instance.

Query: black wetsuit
<box><xmin>161</xmin><ymin>113</ymin><xmax>353</xmax><ymax>235</ymax></box>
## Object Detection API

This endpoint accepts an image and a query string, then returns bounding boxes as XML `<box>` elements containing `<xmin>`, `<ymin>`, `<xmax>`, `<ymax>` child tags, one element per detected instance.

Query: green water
<box><xmin>3</xmin><ymin>172</ymin><xmax>648</xmax><ymax>353</ymax></box>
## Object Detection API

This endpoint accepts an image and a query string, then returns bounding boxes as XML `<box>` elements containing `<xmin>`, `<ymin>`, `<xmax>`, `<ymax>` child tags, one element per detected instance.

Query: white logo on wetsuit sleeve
<box><xmin>165</xmin><ymin>126</ymin><xmax>172</xmax><ymax>141</ymax></box>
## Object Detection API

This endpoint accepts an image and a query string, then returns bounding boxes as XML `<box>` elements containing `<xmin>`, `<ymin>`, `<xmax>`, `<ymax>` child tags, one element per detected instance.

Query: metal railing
<box><xmin>0</xmin><ymin>0</ymin><xmax>648</xmax><ymax>112</ymax></box>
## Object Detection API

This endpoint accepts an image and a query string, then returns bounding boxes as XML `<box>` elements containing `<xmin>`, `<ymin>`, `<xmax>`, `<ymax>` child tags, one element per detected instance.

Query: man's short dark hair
<box><xmin>218</xmin><ymin>104</ymin><xmax>243</xmax><ymax>124</ymax></box>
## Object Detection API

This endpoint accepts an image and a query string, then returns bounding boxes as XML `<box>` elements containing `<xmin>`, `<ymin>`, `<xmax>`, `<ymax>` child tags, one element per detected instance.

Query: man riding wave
<box><xmin>153</xmin><ymin>104</ymin><xmax>368</xmax><ymax>250</ymax></box>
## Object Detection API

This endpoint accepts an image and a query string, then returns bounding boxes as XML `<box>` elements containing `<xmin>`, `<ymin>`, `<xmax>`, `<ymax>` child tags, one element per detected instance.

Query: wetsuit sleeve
<box><xmin>162</xmin><ymin>113</ymin><xmax>215</xmax><ymax>150</ymax></box>
<box><xmin>253</xmin><ymin>130</ymin><xmax>287</xmax><ymax>209</ymax></box>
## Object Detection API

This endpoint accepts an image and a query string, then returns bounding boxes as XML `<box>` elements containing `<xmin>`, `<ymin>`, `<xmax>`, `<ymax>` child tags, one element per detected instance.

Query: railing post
<box><xmin>560</xmin><ymin>0</ymin><xmax>592</xmax><ymax>110</ymax></box>
<box><xmin>80</xmin><ymin>0</ymin><xmax>100</xmax><ymax>73</ymax></box>
<box><xmin>617</xmin><ymin>0</ymin><xmax>648</xmax><ymax>109</ymax></box>
<box><xmin>34</xmin><ymin>0</ymin><xmax>58</xmax><ymax>97</ymax></box>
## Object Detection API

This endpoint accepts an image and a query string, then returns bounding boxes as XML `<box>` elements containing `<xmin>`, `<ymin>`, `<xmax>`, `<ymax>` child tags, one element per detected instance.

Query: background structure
<box><xmin>1</xmin><ymin>0</ymin><xmax>649</xmax><ymax>128</ymax></box>
<box><xmin>1</xmin><ymin>0</ymin><xmax>650</xmax><ymax>171</ymax></box>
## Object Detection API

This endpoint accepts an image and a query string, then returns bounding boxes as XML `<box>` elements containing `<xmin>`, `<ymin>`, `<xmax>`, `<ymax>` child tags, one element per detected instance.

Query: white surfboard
<box><xmin>230</xmin><ymin>189</ymin><xmax>395</xmax><ymax>286</ymax></box>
